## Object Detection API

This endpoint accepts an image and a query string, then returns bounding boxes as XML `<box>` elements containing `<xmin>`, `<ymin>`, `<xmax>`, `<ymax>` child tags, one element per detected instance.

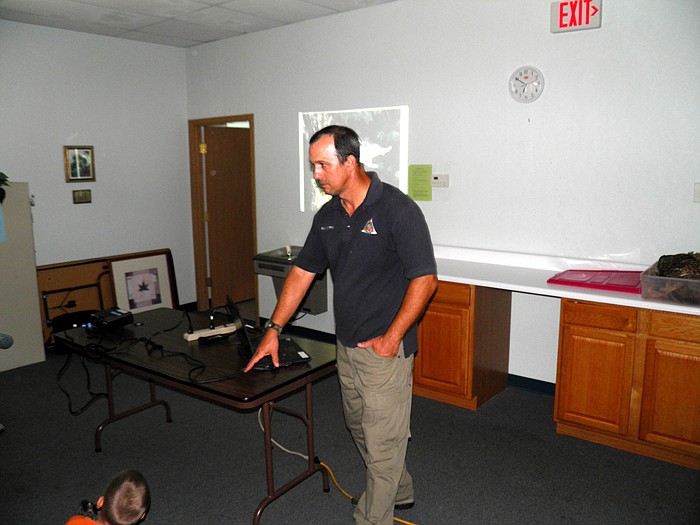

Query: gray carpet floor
<box><xmin>0</xmin><ymin>350</ymin><xmax>698</xmax><ymax>524</ymax></box>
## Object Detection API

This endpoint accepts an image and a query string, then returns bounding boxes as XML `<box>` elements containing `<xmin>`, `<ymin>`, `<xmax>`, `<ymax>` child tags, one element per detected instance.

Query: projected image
<box><xmin>299</xmin><ymin>106</ymin><xmax>408</xmax><ymax>212</ymax></box>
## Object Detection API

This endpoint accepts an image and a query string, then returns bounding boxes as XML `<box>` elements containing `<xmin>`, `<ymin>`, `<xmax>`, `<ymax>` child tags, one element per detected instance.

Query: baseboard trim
<box><xmin>178</xmin><ymin>301</ymin><xmax>198</xmax><ymax>312</ymax></box>
<box><xmin>507</xmin><ymin>374</ymin><xmax>555</xmax><ymax>396</ymax></box>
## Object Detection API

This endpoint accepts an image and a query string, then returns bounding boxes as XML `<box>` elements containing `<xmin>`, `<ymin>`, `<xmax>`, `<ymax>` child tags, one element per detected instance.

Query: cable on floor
<box><xmin>57</xmin><ymin>352</ymin><xmax>107</xmax><ymax>416</ymax></box>
<box><xmin>256</xmin><ymin>408</ymin><xmax>418</xmax><ymax>525</ymax></box>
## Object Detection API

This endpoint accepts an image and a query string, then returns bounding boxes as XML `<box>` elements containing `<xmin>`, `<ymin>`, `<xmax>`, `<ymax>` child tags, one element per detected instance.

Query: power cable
<box><xmin>256</xmin><ymin>408</ymin><xmax>418</xmax><ymax>525</ymax></box>
<box><xmin>57</xmin><ymin>352</ymin><xmax>107</xmax><ymax>416</ymax></box>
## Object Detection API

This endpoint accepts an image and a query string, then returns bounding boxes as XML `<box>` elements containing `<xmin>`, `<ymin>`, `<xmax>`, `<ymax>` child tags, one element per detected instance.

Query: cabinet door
<box><xmin>415</xmin><ymin>301</ymin><xmax>471</xmax><ymax>399</ymax></box>
<box><xmin>639</xmin><ymin>337</ymin><xmax>700</xmax><ymax>455</ymax></box>
<box><xmin>557</xmin><ymin>324</ymin><xmax>636</xmax><ymax>436</ymax></box>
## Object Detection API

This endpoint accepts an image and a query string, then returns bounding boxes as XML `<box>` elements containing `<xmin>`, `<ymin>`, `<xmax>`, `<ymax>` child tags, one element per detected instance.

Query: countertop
<box><xmin>433</xmin><ymin>246</ymin><xmax>700</xmax><ymax>316</ymax></box>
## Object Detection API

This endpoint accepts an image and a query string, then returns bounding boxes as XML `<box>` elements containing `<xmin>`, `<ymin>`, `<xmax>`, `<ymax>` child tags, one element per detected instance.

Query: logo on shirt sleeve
<box><xmin>361</xmin><ymin>218</ymin><xmax>378</xmax><ymax>235</ymax></box>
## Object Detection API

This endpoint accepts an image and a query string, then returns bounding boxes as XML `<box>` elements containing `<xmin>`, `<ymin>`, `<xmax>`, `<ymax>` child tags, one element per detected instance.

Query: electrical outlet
<box><xmin>694</xmin><ymin>182</ymin><xmax>700</xmax><ymax>203</ymax></box>
<box><xmin>432</xmin><ymin>174</ymin><xmax>449</xmax><ymax>188</ymax></box>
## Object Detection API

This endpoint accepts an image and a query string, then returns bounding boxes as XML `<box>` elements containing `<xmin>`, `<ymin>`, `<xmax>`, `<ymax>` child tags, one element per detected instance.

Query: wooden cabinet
<box><xmin>413</xmin><ymin>281</ymin><xmax>511</xmax><ymax>410</ymax></box>
<box><xmin>414</xmin><ymin>282</ymin><xmax>471</xmax><ymax>407</ymax></box>
<box><xmin>555</xmin><ymin>299</ymin><xmax>700</xmax><ymax>469</ymax></box>
<box><xmin>37</xmin><ymin>259</ymin><xmax>114</xmax><ymax>345</ymax></box>
<box><xmin>639</xmin><ymin>311</ymin><xmax>700</xmax><ymax>457</ymax></box>
<box><xmin>556</xmin><ymin>301</ymin><xmax>637</xmax><ymax>436</ymax></box>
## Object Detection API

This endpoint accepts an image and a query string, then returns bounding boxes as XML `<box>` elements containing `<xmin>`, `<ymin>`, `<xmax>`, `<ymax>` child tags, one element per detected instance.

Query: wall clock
<box><xmin>509</xmin><ymin>66</ymin><xmax>545</xmax><ymax>103</ymax></box>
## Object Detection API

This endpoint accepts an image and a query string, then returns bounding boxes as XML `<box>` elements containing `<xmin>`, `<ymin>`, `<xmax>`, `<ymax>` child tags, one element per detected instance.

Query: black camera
<box><xmin>80</xmin><ymin>499</ymin><xmax>99</xmax><ymax>518</ymax></box>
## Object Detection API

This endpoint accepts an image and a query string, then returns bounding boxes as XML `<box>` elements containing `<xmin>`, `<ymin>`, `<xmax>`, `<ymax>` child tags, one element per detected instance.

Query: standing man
<box><xmin>245</xmin><ymin>125</ymin><xmax>437</xmax><ymax>525</ymax></box>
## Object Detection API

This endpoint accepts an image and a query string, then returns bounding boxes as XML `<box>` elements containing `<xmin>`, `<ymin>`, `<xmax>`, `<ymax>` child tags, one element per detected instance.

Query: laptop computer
<box><xmin>225</xmin><ymin>296</ymin><xmax>311</xmax><ymax>371</ymax></box>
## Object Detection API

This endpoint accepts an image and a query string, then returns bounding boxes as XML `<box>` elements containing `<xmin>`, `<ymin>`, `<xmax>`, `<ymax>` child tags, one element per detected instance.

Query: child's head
<box><xmin>97</xmin><ymin>470</ymin><xmax>150</xmax><ymax>525</ymax></box>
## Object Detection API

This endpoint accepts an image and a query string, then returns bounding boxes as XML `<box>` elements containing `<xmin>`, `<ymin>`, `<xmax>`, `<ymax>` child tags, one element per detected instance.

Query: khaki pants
<box><xmin>336</xmin><ymin>341</ymin><xmax>415</xmax><ymax>525</ymax></box>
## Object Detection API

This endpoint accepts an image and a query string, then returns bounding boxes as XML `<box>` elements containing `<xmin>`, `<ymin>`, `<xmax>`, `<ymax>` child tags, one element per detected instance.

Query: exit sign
<box><xmin>551</xmin><ymin>0</ymin><xmax>602</xmax><ymax>33</ymax></box>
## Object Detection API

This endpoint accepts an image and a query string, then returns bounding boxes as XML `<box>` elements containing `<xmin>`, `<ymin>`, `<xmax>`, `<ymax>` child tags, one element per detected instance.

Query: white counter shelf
<box><xmin>433</xmin><ymin>246</ymin><xmax>699</xmax><ymax>316</ymax></box>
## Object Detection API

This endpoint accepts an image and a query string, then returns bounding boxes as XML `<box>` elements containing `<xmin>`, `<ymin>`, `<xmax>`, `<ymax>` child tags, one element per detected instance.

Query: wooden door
<box><xmin>189</xmin><ymin>116</ymin><xmax>257</xmax><ymax>311</ymax></box>
<box><xmin>639</xmin><ymin>311</ymin><xmax>700</xmax><ymax>455</ymax></box>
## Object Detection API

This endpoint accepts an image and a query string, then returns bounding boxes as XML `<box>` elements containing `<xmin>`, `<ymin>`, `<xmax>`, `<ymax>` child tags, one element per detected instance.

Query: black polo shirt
<box><xmin>295</xmin><ymin>172</ymin><xmax>436</xmax><ymax>356</ymax></box>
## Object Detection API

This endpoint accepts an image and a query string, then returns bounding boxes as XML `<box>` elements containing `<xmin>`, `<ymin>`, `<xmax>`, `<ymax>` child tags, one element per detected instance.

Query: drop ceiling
<box><xmin>0</xmin><ymin>0</ymin><xmax>398</xmax><ymax>48</ymax></box>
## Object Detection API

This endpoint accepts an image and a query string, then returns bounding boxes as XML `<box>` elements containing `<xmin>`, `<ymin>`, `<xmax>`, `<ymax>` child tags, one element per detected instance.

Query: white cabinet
<box><xmin>0</xmin><ymin>182</ymin><xmax>44</xmax><ymax>372</ymax></box>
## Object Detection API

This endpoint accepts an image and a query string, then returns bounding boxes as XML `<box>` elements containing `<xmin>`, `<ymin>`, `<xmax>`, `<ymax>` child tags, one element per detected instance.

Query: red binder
<box><xmin>547</xmin><ymin>270</ymin><xmax>642</xmax><ymax>294</ymax></box>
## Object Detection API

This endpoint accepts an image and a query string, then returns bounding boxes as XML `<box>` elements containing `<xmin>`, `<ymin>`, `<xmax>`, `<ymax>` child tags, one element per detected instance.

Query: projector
<box><xmin>90</xmin><ymin>308</ymin><xmax>134</xmax><ymax>330</ymax></box>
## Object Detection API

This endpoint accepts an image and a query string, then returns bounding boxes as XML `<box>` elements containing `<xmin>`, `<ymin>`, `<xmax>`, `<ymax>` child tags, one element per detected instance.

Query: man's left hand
<box><xmin>357</xmin><ymin>335</ymin><xmax>399</xmax><ymax>358</ymax></box>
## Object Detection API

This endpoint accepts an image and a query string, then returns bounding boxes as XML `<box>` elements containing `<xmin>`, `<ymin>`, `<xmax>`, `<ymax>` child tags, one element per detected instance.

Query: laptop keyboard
<box><xmin>248</xmin><ymin>338</ymin><xmax>299</xmax><ymax>369</ymax></box>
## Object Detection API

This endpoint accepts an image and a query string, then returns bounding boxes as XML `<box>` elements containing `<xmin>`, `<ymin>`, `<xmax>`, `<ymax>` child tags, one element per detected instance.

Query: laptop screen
<box><xmin>225</xmin><ymin>295</ymin><xmax>255</xmax><ymax>360</ymax></box>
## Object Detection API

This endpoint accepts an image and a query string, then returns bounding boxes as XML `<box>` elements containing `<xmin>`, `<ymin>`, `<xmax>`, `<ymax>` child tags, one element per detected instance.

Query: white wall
<box><xmin>0</xmin><ymin>21</ymin><xmax>196</xmax><ymax>303</ymax></box>
<box><xmin>185</xmin><ymin>0</ymin><xmax>699</xmax><ymax>364</ymax></box>
<box><xmin>185</xmin><ymin>0</ymin><xmax>700</xmax><ymax>265</ymax></box>
<box><xmin>509</xmin><ymin>293</ymin><xmax>561</xmax><ymax>382</ymax></box>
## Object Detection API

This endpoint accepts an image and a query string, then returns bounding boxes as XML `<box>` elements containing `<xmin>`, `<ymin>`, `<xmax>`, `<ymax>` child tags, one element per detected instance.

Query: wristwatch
<box><xmin>263</xmin><ymin>319</ymin><xmax>283</xmax><ymax>335</ymax></box>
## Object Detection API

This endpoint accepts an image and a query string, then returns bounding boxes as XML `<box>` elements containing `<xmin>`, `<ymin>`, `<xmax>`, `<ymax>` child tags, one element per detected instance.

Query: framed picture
<box><xmin>64</xmin><ymin>145</ymin><xmax>95</xmax><ymax>182</ymax></box>
<box><xmin>110</xmin><ymin>249</ymin><xmax>178</xmax><ymax>314</ymax></box>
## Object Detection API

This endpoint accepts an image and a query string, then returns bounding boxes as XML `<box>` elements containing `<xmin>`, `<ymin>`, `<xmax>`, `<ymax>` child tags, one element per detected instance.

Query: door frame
<box><xmin>187</xmin><ymin>114</ymin><xmax>257</xmax><ymax>312</ymax></box>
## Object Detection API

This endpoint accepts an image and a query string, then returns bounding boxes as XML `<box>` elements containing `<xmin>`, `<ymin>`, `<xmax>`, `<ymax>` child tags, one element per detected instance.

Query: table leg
<box><xmin>95</xmin><ymin>364</ymin><xmax>173</xmax><ymax>452</ymax></box>
<box><xmin>252</xmin><ymin>382</ymin><xmax>330</xmax><ymax>525</ymax></box>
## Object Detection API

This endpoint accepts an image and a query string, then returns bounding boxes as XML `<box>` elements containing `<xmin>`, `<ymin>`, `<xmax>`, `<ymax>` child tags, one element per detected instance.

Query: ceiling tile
<box><xmin>119</xmin><ymin>30</ymin><xmax>202</xmax><ymax>47</ymax></box>
<box><xmin>0</xmin><ymin>7</ymin><xmax>124</xmax><ymax>36</ymax></box>
<box><xmin>311</xmin><ymin>0</ymin><xmax>396</xmax><ymax>9</ymax></box>
<box><xmin>179</xmin><ymin>6</ymin><xmax>281</xmax><ymax>32</ymax></box>
<box><xmin>137</xmin><ymin>18</ymin><xmax>242</xmax><ymax>42</ymax></box>
<box><xmin>72</xmin><ymin>0</ymin><xmax>211</xmax><ymax>18</ymax></box>
<box><xmin>219</xmin><ymin>0</ymin><xmax>334</xmax><ymax>23</ymax></box>
<box><xmin>0</xmin><ymin>0</ymin><xmax>400</xmax><ymax>47</ymax></box>
<box><xmin>0</xmin><ymin>0</ymin><xmax>163</xmax><ymax>30</ymax></box>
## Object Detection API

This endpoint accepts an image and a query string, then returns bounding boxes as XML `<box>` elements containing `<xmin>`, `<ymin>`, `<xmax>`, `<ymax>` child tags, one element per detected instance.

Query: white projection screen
<box><xmin>298</xmin><ymin>106</ymin><xmax>408</xmax><ymax>212</ymax></box>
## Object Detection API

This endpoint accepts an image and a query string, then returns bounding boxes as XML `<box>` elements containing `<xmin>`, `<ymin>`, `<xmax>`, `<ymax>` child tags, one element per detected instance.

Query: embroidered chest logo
<box><xmin>361</xmin><ymin>218</ymin><xmax>378</xmax><ymax>235</ymax></box>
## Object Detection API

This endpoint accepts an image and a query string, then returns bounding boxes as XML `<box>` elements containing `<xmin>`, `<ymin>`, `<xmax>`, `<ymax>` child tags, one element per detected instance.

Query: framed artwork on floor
<box><xmin>110</xmin><ymin>249</ymin><xmax>178</xmax><ymax>314</ymax></box>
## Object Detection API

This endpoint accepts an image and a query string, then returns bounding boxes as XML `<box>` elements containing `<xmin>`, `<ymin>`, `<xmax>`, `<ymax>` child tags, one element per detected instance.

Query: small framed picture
<box><xmin>72</xmin><ymin>189</ymin><xmax>92</xmax><ymax>204</ymax></box>
<box><xmin>64</xmin><ymin>145</ymin><xmax>95</xmax><ymax>182</ymax></box>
